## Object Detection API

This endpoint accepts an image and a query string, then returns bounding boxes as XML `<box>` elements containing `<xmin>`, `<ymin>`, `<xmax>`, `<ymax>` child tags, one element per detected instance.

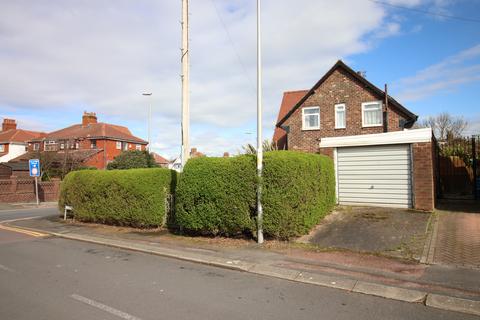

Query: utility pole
<box><xmin>256</xmin><ymin>0</ymin><xmax>264</xmax><ymax>244</ymax></box>
<box><xmin>181</xmin><ymin>0</ymin><xmax>190</xmax><ymax>169</ymax></box>
<box><xmin>142</xmin><ymin>92</ymin><xmax>152</xmax><ymax>150</ymax></box>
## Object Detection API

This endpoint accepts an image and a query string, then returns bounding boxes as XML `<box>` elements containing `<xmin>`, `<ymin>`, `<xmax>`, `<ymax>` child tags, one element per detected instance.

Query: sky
<box><xmin>0</xmin><ymin>0</ymin><xmax>479</xmax><ymax>158</ymax></box>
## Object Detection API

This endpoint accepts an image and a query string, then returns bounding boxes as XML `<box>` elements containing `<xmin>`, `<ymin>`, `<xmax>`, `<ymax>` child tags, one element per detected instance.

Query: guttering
<box><xmin>319</xmin><ymin>128</ymin><xmax>432</xmax><ymax>148</ymax></box>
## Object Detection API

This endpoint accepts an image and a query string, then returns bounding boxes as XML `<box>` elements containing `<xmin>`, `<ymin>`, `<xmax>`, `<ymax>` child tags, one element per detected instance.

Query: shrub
<box><xmin>175</xmin><ymin>151</ymin><xmax>335</xmax><ymax>239</ymax></box>
<box><xmin>174</xmin><ymin>155</ymin><xmax>257</xmax><ymax>236</ymax></box>
<box><xmin>262</xmin><ymin>151</ymin><xmax>336</xmax><ymax>239</ymax></box>
<box><xmin>107</xmin><ymin>150</ymin><xmax>158</xmax><ymax>170</ymax></box>
<box><xmin>59</xmin><ymin>168</ymin><xmax>176</xmax><ymax>228</ymax></box>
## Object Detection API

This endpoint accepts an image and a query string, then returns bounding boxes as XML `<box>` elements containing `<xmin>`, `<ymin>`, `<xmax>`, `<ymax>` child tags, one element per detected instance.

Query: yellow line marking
<box><xmin>0</xmin><ymin>224</ymin><xmax>47</xmax><ymax>237</ymax></box>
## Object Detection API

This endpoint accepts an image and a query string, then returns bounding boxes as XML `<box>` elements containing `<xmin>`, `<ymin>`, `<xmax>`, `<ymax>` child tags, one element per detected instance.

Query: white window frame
<box><xmin>136</xmin><ymin>144</ymin><xmax>141</xmax><ymax>151</ymax></box>
<box><xmin>33</xmin><ymin>143</ymin><xmax>40</xmax><ymax>151</ymax></box>
<box><xmin>116</xmin><ymin>141</ymin><xmax>122</xmax><ymax>150</ymax></box>
<box><xmin>302</xmin><ymin>106</ymin><xmax>320</xmax><ymax>130</ymax></box>
<box><xmin>361</xmin><ymin>101</ymin><xmax>383</xmax><ymax>127</ymax></box>
<box><xmin>0</xmin><ymin>144</ymin><xmax>4</xmax><ymax>152</ymax></box>
<box><xmin>335</xmin><ymin>103</ymin><xmax>346</xmax><ymax>129</ymax></box>
<box><xmin>60</xmin><ymin>143</ymin><xmax>65</xmax><ymax>150</ymax></box>
<box><xmin>123</xmin><ymin>142</ymin><xmax>128</xmax><ymax>151</ymax></box>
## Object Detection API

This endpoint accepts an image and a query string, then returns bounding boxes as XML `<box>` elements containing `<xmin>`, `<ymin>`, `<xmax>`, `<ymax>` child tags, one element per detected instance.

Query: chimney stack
<box><xmin>2</xmin><ymin>119</ymin><xmax>17</xmax><ymax>131</ymax></box>
<box><xmin>82</xmin><ymin>112</ymin><xmax>98</xmax><ymax>127</ymax></box>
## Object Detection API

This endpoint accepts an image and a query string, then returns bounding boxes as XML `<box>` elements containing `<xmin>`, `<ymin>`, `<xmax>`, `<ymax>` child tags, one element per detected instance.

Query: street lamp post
<box><xmin>142</xmin><ymin>92</ymin><xmax>152</xmax><ymax>151</ymax></box>
<box><xmin>256</xmin><ymin>0</ymin><xmax>264</xmax><ymax>244</ymax></box>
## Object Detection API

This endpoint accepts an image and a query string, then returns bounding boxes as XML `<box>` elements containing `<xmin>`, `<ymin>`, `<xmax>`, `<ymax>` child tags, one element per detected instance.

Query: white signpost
<box><xmin>29</xmin><ymin>159</ymin><xmax>40</xmax><ymax>206</ymax></box>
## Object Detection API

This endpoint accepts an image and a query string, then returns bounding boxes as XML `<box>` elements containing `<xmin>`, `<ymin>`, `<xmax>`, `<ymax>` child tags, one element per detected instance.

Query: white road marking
<box><xmin>0</xmin><ymin>216</ymin><xmax>40</xmax><ymax>224</ymax></box>
<box><xmin>70</xmin><ymin>294</ymin><xmax>143</xmax><ymax>320</ymax></box>
<box><xmin>0</xmin><ymin>263</ymin><xmax>14</xmax><ymax>272</ymax></box>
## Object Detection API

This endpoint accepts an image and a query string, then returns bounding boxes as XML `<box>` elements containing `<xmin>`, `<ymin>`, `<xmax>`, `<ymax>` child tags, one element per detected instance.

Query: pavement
<box><xmin>5</xmin><ymin>208</ymin><xmax>480</xmax><ymax>318</ymax></box>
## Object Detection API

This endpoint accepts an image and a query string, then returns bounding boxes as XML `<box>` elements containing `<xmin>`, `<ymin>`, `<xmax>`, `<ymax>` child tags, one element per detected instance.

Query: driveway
<box><xmin>303</xmin><ymin>206</ymin><xmax>432</xmax><ymax>260</ymax></box>
<box><xmin>426</xmin><ymin>200</ymin><xmax>480</xmax><ymax>269</ymax></box>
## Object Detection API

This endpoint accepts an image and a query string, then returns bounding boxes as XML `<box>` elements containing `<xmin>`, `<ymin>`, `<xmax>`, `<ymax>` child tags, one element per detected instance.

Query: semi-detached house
<box><xmin>0</xmin><ymin>119</ymin><xmax>45</xmax><ymax>163</ymax></box>
<box><xmin>20</xmin><ymin>112</ymin><xmax>148</xmax><ymax>169</ymax></box>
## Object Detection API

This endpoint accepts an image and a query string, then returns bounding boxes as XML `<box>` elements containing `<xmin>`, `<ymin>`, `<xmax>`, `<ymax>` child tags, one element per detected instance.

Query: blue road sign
<box><xmin>29</xmin><ymin>159</ymin><xmax>41</xmax><ymax>177</ymax></box>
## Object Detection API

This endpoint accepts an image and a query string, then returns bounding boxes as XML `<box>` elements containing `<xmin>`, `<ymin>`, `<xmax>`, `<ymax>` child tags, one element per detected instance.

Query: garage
<box><xmin>319</xmin><ymin>128</ymin><xmax>435</xmax><ymax>211</ymax></box>
<box><xmin>336</xmin><ymin>144</ymin><xmax>412</xmax><ymax>208</ymax></box>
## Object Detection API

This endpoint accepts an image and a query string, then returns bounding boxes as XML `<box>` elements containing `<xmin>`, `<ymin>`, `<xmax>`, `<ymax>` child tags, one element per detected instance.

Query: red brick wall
<box><xmin>83</xmin><ymin>140</ymin><xmax>147</xmax><ymax>169</ymax></box>
<box><xmin>285</xmin><ymin>68</ymin><xmax>408</xmax><ymax>153</ymax></box>
<box><xmin>412</xmin><ymin>141</ymin><xmax>435</xmax><ymax>211</ymax></box>
<box><xmin>0</xmin><ymin>178</ymin><xmax>60</xmax><ymax>203</ymax></box>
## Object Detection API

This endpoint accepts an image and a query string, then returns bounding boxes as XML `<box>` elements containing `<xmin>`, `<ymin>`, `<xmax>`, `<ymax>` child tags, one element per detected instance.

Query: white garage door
<box><xmin>337</xmin><ymin>144</ymin><xmax>412</xmax><ymax>208</ymax></box>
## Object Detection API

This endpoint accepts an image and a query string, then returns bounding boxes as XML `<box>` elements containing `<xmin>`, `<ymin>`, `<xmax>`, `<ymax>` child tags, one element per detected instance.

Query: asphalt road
<box><xmin>0</xmin><ymin>208</ymin><xmax>475</xmax><ymax>320</ymax></box>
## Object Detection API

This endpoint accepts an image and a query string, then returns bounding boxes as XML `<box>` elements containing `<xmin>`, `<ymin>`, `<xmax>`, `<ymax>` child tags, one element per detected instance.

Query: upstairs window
<box><xmin>0</xmin><ymin>144</ymin><xmax>4</xmax><ymax>152</ymax></box>
<box><xmin>116</xmin><ymin>141</ymin><xmax>122</xmax><ymax>150</ymax></box>
<box><xmin>362</xmin><ymin>101</ymin><xmax>383</xmax><ymax>127</ymax></box>
<box><xmin>33</xmin><ymin>143</ymin><xmax>40</xmax><ymax>151</ymax></box>
<box><xmin>91</xmin><ymin>140</ymin><xmax>97</xmax><ymax>149</ymax></box>
<box><xmin>302</xmin><ymin>106</ymin><xmax>320</xmax><ymax>130</ymax></box>
<box><xmin>123</xmin><ymin>142</ymin><xmax>128</xmax><ymax>151</ymax></box>
<box><xmin>136</xmin><ymin>144</ymin><xmax>141</xmax><ymax>151</ymax></box>
<box><xmin>335</xmin><ymin>104</ymin><xmax>346</xmax><ymax>129</ymax></box>
<box><xmin>60</xmin><ymin>143</ymin><xmax>65</xmax><ymax>150</ymax></box>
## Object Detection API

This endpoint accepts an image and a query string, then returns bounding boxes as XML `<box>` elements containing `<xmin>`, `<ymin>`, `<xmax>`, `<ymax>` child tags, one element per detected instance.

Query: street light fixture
<box><xmin>142</xmin><ymin>92</ymin><xmax>152</xmax><ymax>151</ymax></box>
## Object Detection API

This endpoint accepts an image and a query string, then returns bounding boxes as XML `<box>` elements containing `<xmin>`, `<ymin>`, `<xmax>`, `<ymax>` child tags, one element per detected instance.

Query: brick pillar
<box><xmin>10</xmin><ymin>176</ymin><xmax>17</xmax><ymax>193</ymax></box>
<box><xmin>52</xmin><ymin>178</ymin><xmax>61</xmax><ymax>200</ymax></box>
<box><xmin>412</xmin><ymin>141</ymin><xmax>435</xmax><ymax>211</ymax></box>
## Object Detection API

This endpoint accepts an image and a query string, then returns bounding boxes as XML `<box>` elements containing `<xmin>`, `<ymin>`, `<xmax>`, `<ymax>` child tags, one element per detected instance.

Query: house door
<box><xmin>336</xmin><ymin>144</ymin><xmax>413</xmax><ymax>208</ymax></box>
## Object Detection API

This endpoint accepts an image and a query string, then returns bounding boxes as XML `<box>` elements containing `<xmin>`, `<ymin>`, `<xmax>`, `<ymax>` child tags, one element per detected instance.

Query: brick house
<box><xmin>151</xmin><ymin>152</ymin><xmax>169</xmax><ymax>168</ymax></box>
<box><xmin>273</xmin><ymin>60</ymin><xmax>436</xmax><ymax>211</ymax></box>
<box><xmin>20</xmin><ymin>112</ymin><xmax>148</xmax><ymax>169</ymax></box>
<box><xmin>0</xmin><ymin>119</ymin><xmax>46</xmax><ymax>163</ymax></box>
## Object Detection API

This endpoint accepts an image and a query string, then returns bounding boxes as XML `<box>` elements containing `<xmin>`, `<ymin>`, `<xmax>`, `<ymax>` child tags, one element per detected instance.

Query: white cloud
<box><xmin>394</xmin><ymin>44</ymin><xmax>480</xmax><ymax>101</ymax></box>
<box><xmin>0</xmin><ymin>0</ymin><xmax>443</xmax><ymax>157</ymax></box>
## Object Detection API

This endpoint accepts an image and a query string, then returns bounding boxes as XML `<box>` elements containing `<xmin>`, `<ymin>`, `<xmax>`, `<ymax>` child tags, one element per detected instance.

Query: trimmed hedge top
<box><xmin>59</xmin><ymin>168</ymin><xmax>176</xmax><ymax>228</ymax></box>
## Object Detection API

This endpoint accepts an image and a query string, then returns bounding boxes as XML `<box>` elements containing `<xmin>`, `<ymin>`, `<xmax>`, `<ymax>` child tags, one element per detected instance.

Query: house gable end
<box><xmin>276</xmin><ymin>60</ymin><xmax>417</xmax><ymax>128</ymax></box>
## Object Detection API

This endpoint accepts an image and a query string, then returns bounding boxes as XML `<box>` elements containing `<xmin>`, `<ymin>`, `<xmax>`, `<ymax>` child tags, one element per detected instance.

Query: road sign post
<box><xmin>29</xmin><ymin>159</ymin><xmax>41</xmax><ymax>206</ymax></box>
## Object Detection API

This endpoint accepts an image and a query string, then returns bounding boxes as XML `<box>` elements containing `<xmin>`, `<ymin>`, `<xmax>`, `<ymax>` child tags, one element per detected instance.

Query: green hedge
<box><xmin>262</xmin><ymin>151</ymin><xmax>336</xmax><ymax>239</ymax></box>
<box><xmin>175</xmin><ymin>151</ymin><xmax>335</xmax><ymax>239</ymax></box>
<box><xmin>174</xmin><ymin>156</ymin><xmax>257</xmax><ymax>236</ymax></box>
<box><xmin>59</xmin><ymin>168</ymin><xmax>176</xmax><ymax>228</ymax></box>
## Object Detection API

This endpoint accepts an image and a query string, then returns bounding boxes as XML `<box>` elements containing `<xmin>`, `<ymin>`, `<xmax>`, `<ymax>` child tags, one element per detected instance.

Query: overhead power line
<box><xmin>368</xmin><ymin>0</ymin><xmax>480</xmax><ymax>24</ymax></box>
<box><xmin>209</xmin><ymin>0</ymin><xmax>256</xmax><ymax>94</ymax></box>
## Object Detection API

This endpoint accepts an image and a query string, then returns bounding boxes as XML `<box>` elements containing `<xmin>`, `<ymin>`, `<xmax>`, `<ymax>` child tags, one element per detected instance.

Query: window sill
<box><xmin>301</xmin><ymin>127</ymin><xmax>320</xmax><ymax>131</ymax></box>
<box><xmin>362</xmin><ymin>124</ymin><xmax>383</xmax><ymax>128</ymax></box>
<box><xmin>334</xmin><ymin>127</ymin><xmax>346</xmax><ymax>130</ymax></box>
